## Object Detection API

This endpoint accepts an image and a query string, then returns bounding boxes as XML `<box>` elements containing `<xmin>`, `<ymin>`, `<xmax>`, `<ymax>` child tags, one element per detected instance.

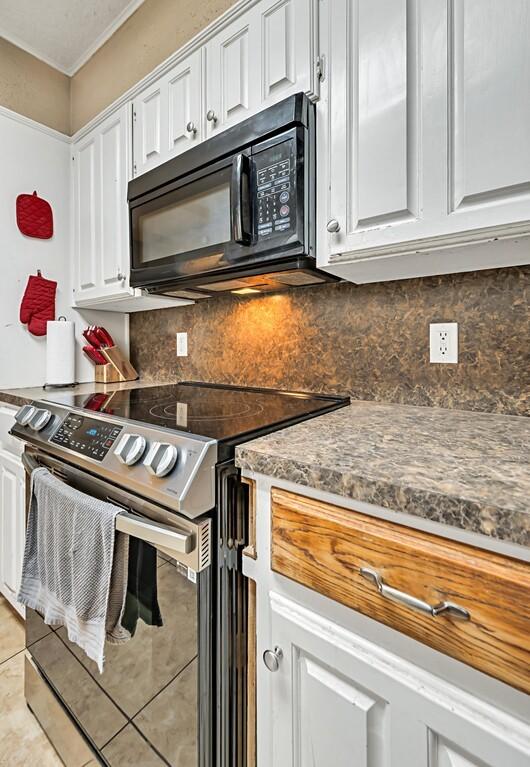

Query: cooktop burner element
<box><xmin>44</xmin><ymin>382</ymin><xmax>347</xmax><ymax>446</ymax></box>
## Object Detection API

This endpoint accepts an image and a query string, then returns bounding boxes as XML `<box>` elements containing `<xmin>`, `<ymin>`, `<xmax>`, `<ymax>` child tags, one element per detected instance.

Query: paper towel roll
<box><xmin>46</xmin><ymin>318</ymin><xmax>75</xmax><ymax>386</ymax></box>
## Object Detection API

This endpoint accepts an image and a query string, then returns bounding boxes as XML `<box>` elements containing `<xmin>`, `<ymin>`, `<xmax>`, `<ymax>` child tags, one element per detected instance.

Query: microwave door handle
<box><xmin>231</xmin><ymin>153</ymin><xmax>252</xmax><ymax>245</ymax></box>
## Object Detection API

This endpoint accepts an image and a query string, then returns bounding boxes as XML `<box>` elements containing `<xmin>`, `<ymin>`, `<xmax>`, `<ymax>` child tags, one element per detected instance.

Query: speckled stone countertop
<box><xmin>236</xmin><ymin>401</ymin><xmax>530</xmax><ymax>547</ymax></box>
<box><xmin>0</xmin><ymin>380</ymin><xmax>171</xmax><ymax>408</ymax></box>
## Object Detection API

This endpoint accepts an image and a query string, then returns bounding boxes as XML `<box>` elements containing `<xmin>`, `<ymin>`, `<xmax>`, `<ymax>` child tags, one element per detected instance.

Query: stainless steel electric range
<box><xmin>11</xmin><ymin>382</ymin><xmax>348</xmax><ymax>767</ymax></box>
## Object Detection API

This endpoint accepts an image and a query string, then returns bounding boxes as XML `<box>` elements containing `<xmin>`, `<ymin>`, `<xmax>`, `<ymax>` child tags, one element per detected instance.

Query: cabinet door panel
<box><xmin>134</xmin><ymin>84</ymin><xmax>164</xmax><ymax>175</ymax></box>
<box><xmin>448</xmin><ymin>0</ymin><xmax>530</xmax><ymax>214</ymax></box>
<box><xmin>100</xmin><ymin>107</ymin><xmax>129</xmax><ymax>295</ymax></box>
<box><xmin>328</xmin><ymin>0</ymin><xmax>420</xmax><ymax>252</ymax></box>
<box><xmin>75</xmin><ymin>136</ymin><xmax>98</xmax><ymax>297</ymax></box>
<box><xmin>0</xmin><ymin>450</ymin><xmax>25</xmax><ymax>615</ymax></box>
<box><xmin>260</xmin><ymin>0</ymin><xmax>314</xmax><ymax>104</ymax></box>
<box><xmin>206</xmin><ymin>16</ymin><xmax>260</xmax><ymax>135</ymax></box>
<box><xmin>266</xmin><ymin>593</ymin><xmax>530</xmax><ymax>767</ymax></box>
<box><xmin>166</xmin><ymin>51</ymin><xmax>202</xmax><ymax>157</ymax></box>
<box><xmin>297</xmin><ymin>654</ymin><xmax>388</xmax><ymax>767</ymax></box>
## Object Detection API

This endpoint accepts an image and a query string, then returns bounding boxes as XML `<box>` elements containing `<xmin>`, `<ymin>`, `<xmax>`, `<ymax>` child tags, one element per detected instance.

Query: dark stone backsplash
<box><xmin>130</xmin><ymin>266</ymin><xmax>530</xmax><ymax>416</ymax></box>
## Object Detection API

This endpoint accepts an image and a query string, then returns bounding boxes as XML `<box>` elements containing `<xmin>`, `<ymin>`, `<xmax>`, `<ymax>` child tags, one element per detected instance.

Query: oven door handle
<box><xmin>116</xmin><ymin>512</ymin><xmax>193</xmax><ymax>555</ymax></box>
<box><xmin>231</xmin><ymin>152</ymin><xmax>252</xmax><ymax>245</ymax></box>
<box><xmin>22</xmin><ymin>452</ymin><xmax>193</xmax><ymax>557</ymax></box>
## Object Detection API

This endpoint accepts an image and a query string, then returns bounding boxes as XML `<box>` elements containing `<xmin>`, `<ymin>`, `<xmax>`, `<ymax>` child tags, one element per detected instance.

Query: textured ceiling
<box><xmin>0</xmin><ymin>0</ymin><xmax>146</xmax><ymax>75</ymax></box>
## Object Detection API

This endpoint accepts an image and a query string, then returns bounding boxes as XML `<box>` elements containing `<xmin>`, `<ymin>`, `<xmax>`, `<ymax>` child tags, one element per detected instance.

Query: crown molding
<box><xmin>0</xmin><ymin>104</ymin><xmax>70</xmax><ymax>143</ymax></box>
<box><xmin>0</xmin><ymin>26</ymin><xmax>70</xmax><ymax>74</ymax></box>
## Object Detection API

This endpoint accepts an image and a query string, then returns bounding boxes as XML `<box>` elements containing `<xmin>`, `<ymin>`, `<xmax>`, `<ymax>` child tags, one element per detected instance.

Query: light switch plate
<box><xmin>430</xmin><ymin>323</ymin><xmax>458</xmax><ymax>364</ymax></box>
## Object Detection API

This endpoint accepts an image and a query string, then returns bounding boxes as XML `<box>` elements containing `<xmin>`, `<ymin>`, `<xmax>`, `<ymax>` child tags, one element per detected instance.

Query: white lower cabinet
<box><xmin>265</xmin><ymin>592</ymin><xmax>530</xmax><ymax>767</ymax></box>
<box><xmin>0</xmin><ymin>448</ymin><xmax>25</xmax><ymax>616</ymax></box>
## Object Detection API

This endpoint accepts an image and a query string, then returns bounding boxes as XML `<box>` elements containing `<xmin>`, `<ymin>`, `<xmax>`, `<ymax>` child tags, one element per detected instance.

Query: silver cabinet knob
<box><xmin>206</xmin><ymin>109</ymin><xmax>218</xmax><ymax>124</ymax></box>
<box><xmin>263</xmin><ymin>646</ymin><xmax>283</xmax><ymax>672</ymax></box>
<box><xmin>186</xmin><ymin>121</ymin><xmax>197</xmax><ymax>135</ymax></box>
<box><xmin>14</xmin><ymin>404</ymin><xmax>36</xmax><ymax>426</ymax></box>
<box><xmin>327</xmin><ymin>218</ymin><xmax>340</xmax><ymax>233</ymax></box>
<box><xmin>114</xmin><ymin>434</ymin><xmax>147</xmax><ymax>466</ymax></box>
<box><xmin>29</xmin><ymin>409</ymin><xmax>52</xmax><ymax>432</ymax></box>
<box><xmin>117</xmin><ymin>270</ymin><xmax>125</xmax><ymax>282</ymax></box>
<box><xmin>143</xmin><ymin>442</ymin><xmax>179</xmax><ymax>478</ymax></box>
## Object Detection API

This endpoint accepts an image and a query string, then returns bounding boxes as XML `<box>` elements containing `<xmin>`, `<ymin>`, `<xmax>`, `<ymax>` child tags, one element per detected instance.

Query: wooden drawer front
<box><xmin>271</xmin><ymin>489</ymin><xmax>530</xmax><ymax>694</ymax></box>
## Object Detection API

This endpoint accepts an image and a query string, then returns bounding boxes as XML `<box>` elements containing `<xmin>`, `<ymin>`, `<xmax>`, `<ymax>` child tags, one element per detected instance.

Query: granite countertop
<box><xmin>0</xmin><ymin>379</ymin><xmax>169</xmax><ymax>408</ymax></box>
<box><xmin>236</xmin><ymin>401</ymin><xmax>530</xmax><ymax>548</ymax></box>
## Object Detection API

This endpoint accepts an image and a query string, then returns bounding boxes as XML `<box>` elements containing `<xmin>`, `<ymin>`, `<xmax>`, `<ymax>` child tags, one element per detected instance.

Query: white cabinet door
<box><xmin>318</xmin><ymin>0</ymin><xmax>530</xmax><ymax>283</ymax></box>
<box><xmin>0</xmin><ymin>449</ymin><xmax>25</xmax><ymax>617</ymax></box>
<box><xmin>132</xmin><ymin>79</ymin><xmax>164</xmax><ymax>176</ymax></box>
<box><xmin>320</xmin><ymin>0</ymin><xmax>446</xmax><ymax>261</ymax></box>
<box><xmin>133</xmin><ymin>50</ymin><xmax>202</xmax><ymax>176</ymax></box>
<box><xmin>73</xmin><ymin>104</ymin><xmax>131</xmax><ymax>305</ymax></box>
<box><xmin>265</xmin><ymin>592</ymin><xmax>530</xmax><ymax>767</ymax></box>
<box><xmin>205</xmin><ymin>0</ymin><xmax>317</xmax><ymax>137</ymax></box>
<box><xmin>205</xmin><ymin>12</ymin><xmax>260</xmax><ymax>137</ymax></box>
<box><xmin>446</xmin><ymin>0</ymin><xmax>530</xmax><ymax>230</ymax></box>
<box><xmin>99</xmin><ymin>105</ymin><xmax>130</xmax><ymax>299</ymax></box>
<box><xmin>73</xmin><ymin>133</ymin><xmax>99</xmax><ymax>302</ymax></box>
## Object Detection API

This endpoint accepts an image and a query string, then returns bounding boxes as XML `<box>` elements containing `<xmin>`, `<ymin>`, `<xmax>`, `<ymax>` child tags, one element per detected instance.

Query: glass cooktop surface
<box><xmin>43</xmin><ymin>382</ymin><xmax>349</xmax><ymax>443</ymax></box>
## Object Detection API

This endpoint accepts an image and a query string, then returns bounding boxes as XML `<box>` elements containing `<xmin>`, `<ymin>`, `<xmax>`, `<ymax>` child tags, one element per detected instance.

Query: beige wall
<box><xmin>0</xmin><ymin>38</ymin><xmax>70</xmax><ymax>134</ymax></box>
<box><xmin>1</xmin><ymin>0</ymin><xmax>237</xmax><ymax>135</ymax></box>
<box><xmin>70</xmin><ymin>0</ymin><xmax>237</xmax><ymax>133</ymax></box>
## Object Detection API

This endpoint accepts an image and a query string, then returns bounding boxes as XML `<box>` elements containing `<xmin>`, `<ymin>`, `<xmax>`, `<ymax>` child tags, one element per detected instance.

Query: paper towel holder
<box><xmin>44</xmin><ymin>316</ymin><xmax>78</xmax><ymax>389</ymax></box>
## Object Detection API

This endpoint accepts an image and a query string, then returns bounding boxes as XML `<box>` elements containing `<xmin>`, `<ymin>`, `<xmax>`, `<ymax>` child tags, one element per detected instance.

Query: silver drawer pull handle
<box><xmin>359</xmin><ymin>567</ymin><xmax>470</xmax><ymax>621</ymax></box>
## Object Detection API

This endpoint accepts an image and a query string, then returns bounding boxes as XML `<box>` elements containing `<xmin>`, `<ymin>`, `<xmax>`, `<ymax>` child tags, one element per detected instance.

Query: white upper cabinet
<box><xmin>205</xmin><ymin>0</ymin><xmax>316</xmax><ymax>137</ymax></box>
<box><xmin>132</xmin><ymin>49</ymin><xmax>202</xmax><ymax>177</ymax></box>
<box><xmin>318</xmin><ymin>0</ymin><xmax>530</xmax><ymax>283</ymax></box>
<box><xmin>205</xmin><ymin>12</ymin><xmax>260</xmax><ymax>135</ymax></box>
<box><xmin>73</xmin><ymin>104</ymin><xmax>131</xmax><ymax>305</ymax></box>
<box><xmin>133</xmin><ymin>0</ymin><xmax>318</xmax><ymax>158</ymax></box>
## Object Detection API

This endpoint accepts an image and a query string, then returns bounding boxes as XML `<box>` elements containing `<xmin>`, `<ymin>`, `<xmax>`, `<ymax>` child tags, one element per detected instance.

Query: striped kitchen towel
<box><xmin>17</xmin><ymin>467</ymin><xmax>129</xmax><ymax>672</ymax></box>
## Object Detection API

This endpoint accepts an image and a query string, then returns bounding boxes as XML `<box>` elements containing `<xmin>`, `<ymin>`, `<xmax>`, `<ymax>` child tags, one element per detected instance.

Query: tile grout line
<box><xmin>0</xmin><ymin>646</ymin><xmax>26</xmax><ymax>667</ymax></box>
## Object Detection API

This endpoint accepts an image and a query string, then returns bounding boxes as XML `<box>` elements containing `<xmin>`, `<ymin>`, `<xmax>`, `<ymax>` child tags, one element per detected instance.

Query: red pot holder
<box><xmin>16</xmin><ymin>191</ymin><xmax>53</xmax><ymax>239</ymax></box>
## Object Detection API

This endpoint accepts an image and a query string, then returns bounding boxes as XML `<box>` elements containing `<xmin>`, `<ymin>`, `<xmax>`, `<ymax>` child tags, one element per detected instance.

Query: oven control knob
<box><xmin>29</xmin><ymin>409</ymin><xmax>52</xmax><ymax>432</ymax></box>
<box><xmin>114</xmin><ymin>434</ymin><xmax>146</xmax><ymax>466</ymax></box>
<box><xmin>14</xmin><ymin>404</ymin><xmax>36</xmax><ymax>426</ymax></box>
<box><xmin>143</xmin><ymin>442</ymin><xmax>179</xmax><ymax>478</ymax></box>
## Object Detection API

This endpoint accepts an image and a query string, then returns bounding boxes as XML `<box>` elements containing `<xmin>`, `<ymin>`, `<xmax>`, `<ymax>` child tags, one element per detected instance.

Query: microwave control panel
<box><xmin>254</xmin><ymin>140</ymin><xmax>296</xmax><ymax>239</ymax></box>
<box><xmin>51</xmin><ymin>413</ymin><xmax>123</xmax><ymax>462</ymax></box>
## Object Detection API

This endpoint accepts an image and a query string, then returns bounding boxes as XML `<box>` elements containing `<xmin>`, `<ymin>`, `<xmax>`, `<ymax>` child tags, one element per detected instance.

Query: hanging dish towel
<box><xmin>17</xmin><ymin>468</ymin><xmax>129</xmax><ymax>672</ymax></box>
<box><xmin>120</xmin><ymin>537</ymin><xmax>163</xmax><ymax>638</ymax></box>
<box><xmin>19</xmin><ymin>272</ymin><xmax>57</xmax><ymax>336</ymax></box>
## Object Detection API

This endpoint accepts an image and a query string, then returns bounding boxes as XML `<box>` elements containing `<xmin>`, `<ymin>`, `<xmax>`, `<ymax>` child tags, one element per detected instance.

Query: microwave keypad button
<box><xmin>280</xmin><ymin>205</ymin><xmax>290</xmax><ymax>217</ymax></box>
<box><xmin>279</xmin><ymin>191</ymin><xmax>290</xmax><ymax>203</ymax></box>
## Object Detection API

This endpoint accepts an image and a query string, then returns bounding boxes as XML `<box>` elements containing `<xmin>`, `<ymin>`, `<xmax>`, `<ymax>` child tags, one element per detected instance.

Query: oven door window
<box><xmin>27</xmin><ymin>548</ymin><xmax>211</xmax><ymax>767</ymax></box>
<box><xmin>132</xmin><ymin>167</ymin><xmax>232</xmax><ymax>269</ymax></box>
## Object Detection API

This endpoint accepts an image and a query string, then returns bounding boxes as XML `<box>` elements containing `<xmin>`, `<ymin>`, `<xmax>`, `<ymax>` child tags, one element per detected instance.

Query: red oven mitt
<box><xmin>19</xmin><ymin>273</ymin><xmax>57</xmax><ymax>336</ymax></box>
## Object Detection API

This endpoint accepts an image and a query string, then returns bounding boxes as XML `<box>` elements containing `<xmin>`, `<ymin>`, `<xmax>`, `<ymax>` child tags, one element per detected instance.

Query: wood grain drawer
<box><xmin>271</xmin><ymin>488</ymin><xmax>530</xmax><ymax>694</ymax></box>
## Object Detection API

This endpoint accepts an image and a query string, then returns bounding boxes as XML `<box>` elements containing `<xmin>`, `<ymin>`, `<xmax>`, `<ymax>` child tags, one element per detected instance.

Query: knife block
<box><xmin>95</xmin><ymin>346</ymin><xmax>138</xmax><ymax>384</ymax></box>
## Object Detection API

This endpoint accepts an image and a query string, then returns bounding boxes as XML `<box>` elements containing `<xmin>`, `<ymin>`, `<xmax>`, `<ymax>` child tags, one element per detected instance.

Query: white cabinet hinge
<box><xmin>316</xmin><ymin>54</ymin><xmax>326</xmax><ymax>82</ymax></box>
<box><xmin>133</xmin><ymin>162</ymin><xmax>137</xmax><ymax>176</ymax></box>
<box><xmin>133</xmin><ymin>109</ymin><xmax>137</xmax><ymax>122</ymax></box>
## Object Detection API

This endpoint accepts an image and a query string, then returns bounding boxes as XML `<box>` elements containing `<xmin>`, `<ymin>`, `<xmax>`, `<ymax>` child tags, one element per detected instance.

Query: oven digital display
<box><xmin>51</xmin><ymin>414</ymin><xmax>123</xmax><ymax>462</ymax></box>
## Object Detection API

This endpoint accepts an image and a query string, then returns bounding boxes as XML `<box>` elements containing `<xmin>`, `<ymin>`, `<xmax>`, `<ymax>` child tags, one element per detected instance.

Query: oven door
<box><xmin>23</xmin><ymin>450</ymin><xmax>214</xmax><ymax>767</ymax></box>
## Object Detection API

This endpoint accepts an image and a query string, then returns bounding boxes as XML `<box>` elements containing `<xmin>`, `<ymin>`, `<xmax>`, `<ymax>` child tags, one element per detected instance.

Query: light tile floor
<box><xmin>0</xmin><ymin>596</ymin><xmax>62</xmax><ymax>767</ymax></box>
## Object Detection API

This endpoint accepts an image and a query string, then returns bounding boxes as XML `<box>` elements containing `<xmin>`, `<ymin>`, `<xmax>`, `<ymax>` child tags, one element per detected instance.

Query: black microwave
<box><xmin>127</xmin><ymin>93</ymin><xmax>338</xmax><ymax>299</ymax></box>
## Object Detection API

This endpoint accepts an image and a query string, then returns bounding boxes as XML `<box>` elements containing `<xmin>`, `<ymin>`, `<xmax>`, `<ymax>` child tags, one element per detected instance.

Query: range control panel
<box><xmin>51</xmin><ymin>413</ymin><xmax>123</xmax><ymax>462</ymax></box>
<box><xmin>255</xmin><ymin>139</ymin><xmax>296</xmax><ymax>239</ymax></box>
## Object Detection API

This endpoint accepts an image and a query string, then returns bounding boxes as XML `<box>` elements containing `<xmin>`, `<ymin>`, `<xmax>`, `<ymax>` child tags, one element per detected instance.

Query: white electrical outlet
<box><xmin>430</xmin><ymin>323</ymin><xmax>458</xmax><ymax>363</ymax></box>
<box><xmin>176</xmin><ymin>332</ymin><xmax>188</xmax><ymax>357</ymax></box>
